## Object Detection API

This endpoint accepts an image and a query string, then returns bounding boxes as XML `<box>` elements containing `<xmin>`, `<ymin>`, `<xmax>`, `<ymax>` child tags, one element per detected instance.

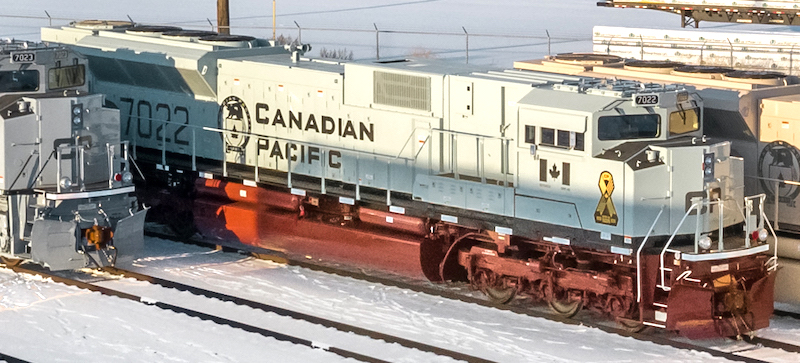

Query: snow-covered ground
<box><xmin>3</xmin><ymin>236</ymin><xmax>799</xmax><ymax>362</ymax></box>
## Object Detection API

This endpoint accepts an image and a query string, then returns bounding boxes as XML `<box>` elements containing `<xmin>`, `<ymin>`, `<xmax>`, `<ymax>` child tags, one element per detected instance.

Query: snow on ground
<box><xmin>0</xmin><ymin>237</ymin><xmax>798</xmax><ymax>362</ymax></box>
<box><xmin>0</xmin><ymin>265</ymin><xmax>352</xmax><ymax>362</ymax></box>
<box><xmin>123</xmin><ymin>237</ymin><xmax>752</xmax><ymax>362</ymax></box>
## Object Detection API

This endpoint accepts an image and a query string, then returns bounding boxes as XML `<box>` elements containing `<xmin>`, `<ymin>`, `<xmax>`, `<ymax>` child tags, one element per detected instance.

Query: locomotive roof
<box><xmin>0</xmin><ymin>40</ymin><xmax>53</xmax><ymax>54</ymax></box>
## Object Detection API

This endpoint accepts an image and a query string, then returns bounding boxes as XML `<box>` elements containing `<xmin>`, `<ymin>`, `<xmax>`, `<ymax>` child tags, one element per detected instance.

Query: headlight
<box><xmin>59</xmin><ymin>177</ymin><xmax>72</xmax><ymax>190</ymax></box>
<box><xmin>750</xmin><ymin>228</ymin><xmax>769</xmax><ymax>242</ymax></box>
<box><xmin>698</xmin><ymin>235</ymin><xmax>712</xmax><ymax>250</ymax></box>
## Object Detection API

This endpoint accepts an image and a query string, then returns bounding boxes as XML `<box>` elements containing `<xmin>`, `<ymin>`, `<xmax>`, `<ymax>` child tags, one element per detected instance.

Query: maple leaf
<box><xmin>549</xmin><ymin>163</ymin><xmax>560</xmax><ymax>179</ymax></box>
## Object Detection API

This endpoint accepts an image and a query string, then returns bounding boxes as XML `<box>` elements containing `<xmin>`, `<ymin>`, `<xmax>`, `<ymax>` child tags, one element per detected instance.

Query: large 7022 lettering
<box><xmin>120</xmin><ymin>98</ymin><xmax>189</xmax><ymax>146</ymax></box>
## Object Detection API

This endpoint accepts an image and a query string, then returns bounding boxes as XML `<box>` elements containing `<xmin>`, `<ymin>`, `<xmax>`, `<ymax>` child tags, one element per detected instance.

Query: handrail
<box><xmin>659</xmin><ymin>201</ymin><xmax>701</xmax><ymax>291</ymax></box>
<box><xmin>657</xmin><ymin>193</ymin><xmax>773</xmax><ymax>290</ymax></box>
<box><xmin>760</xmin><ymin>206</ymin><xmax>780</xmax><ymax>272</ymax></box>
<box><xmin>636</xmin><ymin>206</ymin><xmax>665</xmax><ymax>303</ymax></box>
<box><xmin>54</xmin><ymin>140</ymin><xmax>131</xmax><ymax>193</ymax></box>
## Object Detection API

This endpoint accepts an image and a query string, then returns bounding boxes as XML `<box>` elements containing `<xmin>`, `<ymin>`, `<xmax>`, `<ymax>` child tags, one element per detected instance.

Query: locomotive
<box><xmin>44</xmin><ymin>20</ymin><xmax>776</xmax><ymax>338</ymax></box>
<box><xmin>0</xmin><ymin>38</ymin><xmax>145</xmax><ymax>270</ymax></box>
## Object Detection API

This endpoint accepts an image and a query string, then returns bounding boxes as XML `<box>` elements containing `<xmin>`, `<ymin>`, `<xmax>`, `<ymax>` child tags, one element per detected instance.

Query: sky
<box><xmin>2</xmin><ymin>0</ymin><xmax>794</xmax><ymax>66</ymax></box>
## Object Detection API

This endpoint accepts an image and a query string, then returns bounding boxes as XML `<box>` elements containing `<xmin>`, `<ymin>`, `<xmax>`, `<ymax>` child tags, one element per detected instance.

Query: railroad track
<box><xmin>146</xmin><ymin>229</ymin><xmax>800</xmax><ymax>363</ymax></box>
<box><xmin>1</xmin><ymin>260</ymin><xmax>492</xmax><ymax>363</ymax></box>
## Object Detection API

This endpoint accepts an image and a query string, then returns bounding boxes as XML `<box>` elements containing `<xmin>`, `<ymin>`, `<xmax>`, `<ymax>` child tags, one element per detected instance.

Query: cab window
<box><xmin>48</xmin><ymin>64</ymin><xmax>85</xmax><ymax>90</ymax></box>
<box><xmin>598</xmin><ymin>114</ymin><xmax>660</xmax><ymax>140</ymax></box>
<box><xmin>0</xmin><ymin>70</ymin><xmax>39</xmax><ymax>92</ymax></box>
<box><xmin>669</xmin><ymin>107</ymin><xmax>699</xmax><ymax>136</ymax></box>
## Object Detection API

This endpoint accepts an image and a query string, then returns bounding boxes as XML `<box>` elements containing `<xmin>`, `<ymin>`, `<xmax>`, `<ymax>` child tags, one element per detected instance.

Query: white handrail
<box><xmin>636</xmin><ymin>206</ymin><xmax>665</xmax><ymax>303</ymax></box>
<box><xmin>659</xmin><ymin>201</ymin><xmax>701</xmax><ymax>291</ymax></box>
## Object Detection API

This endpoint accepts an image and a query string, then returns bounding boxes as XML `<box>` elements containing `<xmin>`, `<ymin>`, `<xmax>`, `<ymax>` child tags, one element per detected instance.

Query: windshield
<box><xmin>0</xmin><ymin>70</ymin><xmax>39</xmax><ymax>92</ymax></box>
<box><xmin>598</xmin><ymin>114</ymin><xmax>660</xmax><ymax>140</ymax></box>
<box><xmin>669</xmin><ymin>106</ymin><xmax>699</xmax><ymax>136</ymax></box>
<box><xmin>48</xmin><ymin>65</ymin><xmax>85</xmax><ymax>90</ymax></box>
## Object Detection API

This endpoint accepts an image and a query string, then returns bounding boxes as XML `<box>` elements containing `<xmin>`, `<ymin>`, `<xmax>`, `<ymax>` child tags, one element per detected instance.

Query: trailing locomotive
<box><xmin>0</xmin><ymin>38</ymin><xmax>145</xmax><ymax>270</ymax></box>
<box><xmin>44</xmin><ymin>21</ymin><xmax>777</xmax><ymax>338</ymax></box>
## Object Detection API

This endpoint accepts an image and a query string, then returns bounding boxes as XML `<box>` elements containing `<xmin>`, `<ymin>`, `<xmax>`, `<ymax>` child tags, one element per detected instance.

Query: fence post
<box><xmin>727</xmin><ymin>38</ymin><xmax>734</xmax><ymax>67</ymax></box>
<box><xmin>546</xmin><ymin>30</ymin><xmax>551</xmax><ymax>56</ymax></box>
<box><xmin>294</xmin><ymin>21</ymin><xmax>301</xmax><ymax>43</ymax></box>
<box><xmin>640</xmin><ymin>34</ymin><xmax>644</xmax><ymax>60</ymax></box>
<box><xmin>374</xmin><ymin>23</ymin><xmax>380</xmax><ymax>60</ymax></box>
<box><xmin>463</xmin><ymin>26</ymin><xmax>469</xmax><ymax>64</ymax></box>
<box><xmin>700</xmin><ymin>41</ymin><xmax>706</xmax><ymax>65</ymax></box>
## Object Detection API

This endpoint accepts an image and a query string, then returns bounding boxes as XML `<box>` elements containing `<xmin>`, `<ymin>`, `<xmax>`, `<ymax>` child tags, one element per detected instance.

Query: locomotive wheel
<box><xmin>0</xmin><ymin>256</ymin><xmax>23</xmax><ymax>267</ymax></box>
<box><xmin>545</xmin><ymin>281</ymin><xmax>583</xmax><ymax>317</ymax></box>
<box><xmin>484</xmin><ymin>284</ymin><xmax>517</xmax><ymax>304</ymax></box>
<box><xmin>608</xmin><ymin>296</ymin><xmax>644</xmax><ymax>332</ymax></box>
<box><xmin>474</xmin><ymin>269</ymin><xmax>516</xmax><ymax>304</ymax></box>
<box><xmin>617</xmin><ymin>318</ymin><xmax>646</xmax><ymax>333</ymax></box>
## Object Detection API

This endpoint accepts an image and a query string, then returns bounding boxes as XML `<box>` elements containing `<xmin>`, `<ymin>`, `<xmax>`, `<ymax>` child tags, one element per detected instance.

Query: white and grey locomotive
<box><xmin>0</xmin><ymin>38</ymin><xmax>145</xmax><ymax>270</ymax></box>
<box><xmin>44</xmin><ymin>20</ymin><xmax>776</xmax><ymax>338</ymax></box>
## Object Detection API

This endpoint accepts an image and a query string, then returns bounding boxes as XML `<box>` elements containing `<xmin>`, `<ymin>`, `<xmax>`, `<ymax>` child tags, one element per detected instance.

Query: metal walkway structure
<box><xmin>598</xmin><ymin>1</ymin><xmax>800</xmax><ymax>28</ymax></box>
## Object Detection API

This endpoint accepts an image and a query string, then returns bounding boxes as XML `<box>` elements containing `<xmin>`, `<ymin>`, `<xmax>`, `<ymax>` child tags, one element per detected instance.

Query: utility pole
<box><xmin>273</xmin><ymin>0</ymin><xmax>277</xmax><ymax>40</ymax></box>
<box><xmin>218</xmin><ymin>0</ymin><xmax>230</xmax><ymax>34</ymax></box>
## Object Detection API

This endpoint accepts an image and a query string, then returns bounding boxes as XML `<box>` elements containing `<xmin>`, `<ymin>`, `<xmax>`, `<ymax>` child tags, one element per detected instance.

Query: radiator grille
<box><xmin>373</xmin><ymin>71</ymin><xmax>430</xmax><ymax>111</ymax></box>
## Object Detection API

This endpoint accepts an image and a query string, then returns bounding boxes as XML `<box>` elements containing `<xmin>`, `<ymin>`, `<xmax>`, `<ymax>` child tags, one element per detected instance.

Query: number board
<box><xmin>11</xmin><ymin>52</ymin><xmax>36</xmax><ymax>63</ymax></box>
<box><xmin>634</xmin><ymin>94</ymin><xmax>659</xmax><ymax>106</ymax></box>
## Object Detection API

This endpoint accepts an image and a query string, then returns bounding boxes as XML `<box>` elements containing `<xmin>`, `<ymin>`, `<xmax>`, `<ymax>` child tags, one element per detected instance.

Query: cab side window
<box><xmin>0</xmin><ymin>70</ymin><xmax>39</xmax><ymax>92</ymax></box>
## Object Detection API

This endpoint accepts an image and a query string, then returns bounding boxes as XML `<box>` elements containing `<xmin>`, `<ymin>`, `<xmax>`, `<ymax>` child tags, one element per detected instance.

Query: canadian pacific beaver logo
<box><xmin>758</xmin><ymin>140</ymin><xmax>800</xmax><ymax>207</ymax></box>
<box><xmin>219</xmin><ymin>95</ymin><xmax>251</xmax><ymax>152</ymax></box>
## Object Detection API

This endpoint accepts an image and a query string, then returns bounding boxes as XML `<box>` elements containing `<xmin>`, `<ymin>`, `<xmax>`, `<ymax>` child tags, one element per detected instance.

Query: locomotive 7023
<box><xmin>0</xmin><ymin>38</ymin><xmax>145</xmax><ymax>270</ymax></box>
<box><xmin>44</xmin><ymin>20</ymin><xmax>777</xmax><ymax>338</ymax></box>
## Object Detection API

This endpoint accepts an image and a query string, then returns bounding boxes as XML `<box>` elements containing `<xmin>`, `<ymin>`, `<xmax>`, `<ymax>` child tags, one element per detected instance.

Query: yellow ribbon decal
<box><xmin>595</xmin><ymin>171</ymin><xmax>618</xmax><ymax>226</ymax></box>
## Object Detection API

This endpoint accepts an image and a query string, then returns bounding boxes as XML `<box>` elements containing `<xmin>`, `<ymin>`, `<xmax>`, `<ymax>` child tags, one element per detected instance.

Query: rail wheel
<box><xmin>545</xmin><ymin>280</ymin><xmax>583</xmax><ymax>317</ymax></box>
<box><xmin>0</xmin><ymin>256</ymin><xmax>22</xmax><ymax>267</ymax></box>
<box><xmin>609</xmin><ymin>296</ymin><xmax>644</xmax><ymax>333</ymax></box>
<box><xmin>617</xmin><ymin>317</ymin><xmax>646</xmax><ymax>333</ymax></box>
<box><xmin>473</xmin><ymin>268</ymin><xmax>516</xmax><ymax>304</ymax></box>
